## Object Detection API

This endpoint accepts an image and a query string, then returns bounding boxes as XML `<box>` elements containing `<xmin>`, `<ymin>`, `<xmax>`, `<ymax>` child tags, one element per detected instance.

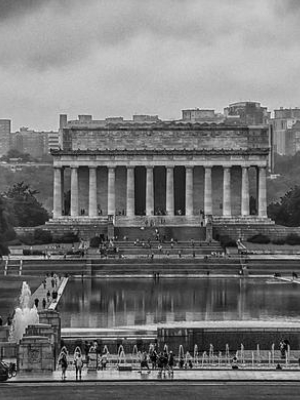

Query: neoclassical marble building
<box><xmin>50</xmin><ymin>115</ymin><xmax>271</xmax><ymax>227</ymax></box>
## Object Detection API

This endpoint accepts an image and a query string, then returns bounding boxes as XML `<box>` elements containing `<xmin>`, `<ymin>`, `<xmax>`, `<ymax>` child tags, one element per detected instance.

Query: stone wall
<box><xmin>18</xmin><ymin>336</ymin><xmax>54</xmax><ymax>371</ymax></box>
<box><xmin>63</xmin><ymin>125</ymin><xmax>269</xmax><ymax>152</ymax></box>
<box><xmin>38</xmin><ymin>310</ymin><xmax>61</xmax><ymax>357</ymax></box>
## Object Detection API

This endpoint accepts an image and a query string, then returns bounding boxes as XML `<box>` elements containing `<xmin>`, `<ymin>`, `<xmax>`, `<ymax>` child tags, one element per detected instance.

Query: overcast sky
<box><xmin>0</xmin><ymin>0</ymin><xmax>299</xmax><ymax>131</ymax></box>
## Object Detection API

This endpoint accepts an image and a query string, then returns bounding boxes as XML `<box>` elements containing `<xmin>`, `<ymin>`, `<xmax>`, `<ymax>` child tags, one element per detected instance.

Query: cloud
<box><xmin>0</xmin><ymin>0</ymin><xmax>281</xmax><ymax>70</ymax></box>
<box><xmin>0</xmin><ymin>0</ymin><xmax>300</xmax><ymax>130</ymax></box>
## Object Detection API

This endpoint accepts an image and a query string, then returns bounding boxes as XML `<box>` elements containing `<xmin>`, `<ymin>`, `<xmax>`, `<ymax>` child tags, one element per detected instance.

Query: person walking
<box><xmin>168</xmin><ymin>351</ymin><xmax>175</xmax><ymax>377</ymax></box>
<box><xmin>74</xmin><ymin>349</ymin><xmax>83</xmax><ymax>381</ymax></box>
<box><xmin>59</xmin><ymin>347</ymin><xmax>69</xmax><ymax>380</ymax></box>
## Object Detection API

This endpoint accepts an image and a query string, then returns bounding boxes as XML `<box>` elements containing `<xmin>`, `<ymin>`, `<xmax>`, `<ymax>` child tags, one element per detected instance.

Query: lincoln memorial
<box><xmin>50</xmin><ymin>114</ymin><xmax>271</xmax><ymax>232</ymax></box>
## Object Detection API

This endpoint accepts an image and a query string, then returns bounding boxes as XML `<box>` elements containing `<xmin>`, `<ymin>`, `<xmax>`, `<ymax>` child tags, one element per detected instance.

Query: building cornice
<box><xmin>51</xmin><ymin>148</ymin><xmax>269</xmax><ymax>157</ymax></box>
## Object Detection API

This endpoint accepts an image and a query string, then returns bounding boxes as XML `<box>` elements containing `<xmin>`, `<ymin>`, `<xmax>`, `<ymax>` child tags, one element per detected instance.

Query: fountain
<box><xmin>185</xmin><ymin>351</ymin><xmax>192</xmax><ymax>368</ymax></box>
<box><xmin>225</xmin><ymin>344</ymin><xmax>230</xmax><ymax>364</ymax></box>
<box><xmin>209</xmin><ymin>344</ymin><xmax>214</xmax><ymax>363</ymax></box>
<box><xmin>193</xmin><ymin>344</ymin><xmax>199</xmax><ymax>365</ymax></box>
<box><xmin>132</xmin><ymin>344</ymin><xmax>138</xmax><ymax>364</ymax></box>
<box><xmin>271</xmin><ymin>343</ymin><xmax>275</xmax><ymax>364</ymax></box>
<box><xmin>9</xmin><ymin>281</ymin><xmax>39</xmax><ymax>343</ymax></box>
<box><xmin>256</xmin><ymin>344</ymin><xmax>260</xmax><ymax>364</ymax></box>
<box><xmin>117</xmin><ymin>345</ymin><xmax>126</xmax><ymax>364</ymax></box>
<box><xmin>240</xmin><ymin>344</ymin><xmax>245</xmax><ymax>364</ymax></box>
<box><xmin>218</xmin><ymin>351</ymin><xmax>222</xmax><ymax>366</ymax></box>
<box><xmin>178</xmin><ymin>345</ymin><xmax>184</xmax><ymax>369</ymax></box>
<box><xmin>201</xmin><ymin>351</ymin><xmax>208</xmax><ymax>367</ymax></box>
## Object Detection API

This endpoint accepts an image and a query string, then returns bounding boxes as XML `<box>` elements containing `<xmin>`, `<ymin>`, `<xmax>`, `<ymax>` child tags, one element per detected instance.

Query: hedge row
<box><xmin>16</xmin><ymin>229</ymin><xmax>79</xmax><ymax>246</ymax></box>
<box><xmin>247</xmin><ymin>233</ymin><xmax>300</xmax><ymax>245</ymax></box>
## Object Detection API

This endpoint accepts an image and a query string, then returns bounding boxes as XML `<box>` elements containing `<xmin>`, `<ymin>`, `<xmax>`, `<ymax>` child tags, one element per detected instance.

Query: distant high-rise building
<box><xmin>11</xmin><ymin>128</ymin><xmax>59</xmax><ymax>158</ymax></box>
<box><xmin>272</xmin><ymin>108</ymin><xmax>300</xmax><ymax>155</ymax></box>
<box><xmin>0</xmin><ymin>119</ymin><xmax>11</xmax><ymax>156</ymax></box>
<box><xmin>285</xmin><ymin>121</ymin><xmax>300</xmax><ymax>156</ymax></box>
<box><xmin>224</xmin><ymin>102</ymin><xmax>273</xmax><ymax>170</ymax></box>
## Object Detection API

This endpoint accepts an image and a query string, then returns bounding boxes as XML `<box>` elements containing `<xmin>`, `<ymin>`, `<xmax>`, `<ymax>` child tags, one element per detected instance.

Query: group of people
<box><xmin>58</xmin><ymin>346</ymin><xmax>83</xmax><ymax>381</ymax></box>
<box><xmin>140</xmin><ymin>346</ymin><xmax>175</xmax><ymax>378</ymax></box>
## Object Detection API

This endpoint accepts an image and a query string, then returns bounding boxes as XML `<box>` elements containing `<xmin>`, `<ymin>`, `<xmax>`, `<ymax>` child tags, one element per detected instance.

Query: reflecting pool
<box><xmin>59</xmin><ymin>277</ymin><xmax>300</xmax><ymax>329</ymax></box>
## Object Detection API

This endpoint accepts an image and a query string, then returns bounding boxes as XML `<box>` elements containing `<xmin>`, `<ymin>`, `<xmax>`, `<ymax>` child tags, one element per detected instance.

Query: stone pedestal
<box><xmin>38</xmin><ymin>310</ymin><xmax>61</xmax><ymax>357</ymax></box>
<box><xmin>18</xmin><ymin>336</ymin><xmax>54</xmax><ymax>372</ymax></box>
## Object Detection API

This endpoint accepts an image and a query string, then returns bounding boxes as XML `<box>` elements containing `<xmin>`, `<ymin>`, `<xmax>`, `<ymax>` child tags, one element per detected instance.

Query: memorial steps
<box><xmin>114</xmin><ymin>226</ymin><xmax>206</xmax><ymax>242</ymax></box>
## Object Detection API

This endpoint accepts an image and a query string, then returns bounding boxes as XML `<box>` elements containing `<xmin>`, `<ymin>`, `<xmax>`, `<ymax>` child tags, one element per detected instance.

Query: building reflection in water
<box><xmin>60</xmin><ymin>277</ymin><xmax>300</xmax><ymax>329</ymax></box>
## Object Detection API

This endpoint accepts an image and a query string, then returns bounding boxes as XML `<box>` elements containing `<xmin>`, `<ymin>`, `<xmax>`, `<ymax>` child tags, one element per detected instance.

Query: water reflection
<box><xmin>58</xmin><ymin>277</ymin><xmax>300</xmax><ymax>329</ymax></box>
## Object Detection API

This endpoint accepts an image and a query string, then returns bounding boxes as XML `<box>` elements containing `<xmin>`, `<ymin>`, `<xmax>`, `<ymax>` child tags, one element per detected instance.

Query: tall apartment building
<box><xmin>272</xmin><ymin>108</ymin><xmax>300</xmax><ymax>155</ymax></box>
<box><xmin>285</xmin><ymin>121</ymin><xmax>300</xmax><ymax>156</ymax></box>
<box><xmin>11</xmin><ymin>128</ymin><xmax>59</xmax><ymax>158</ymax></box>
<box><xmin>0</xmin><ymin>119</ymin><xmax>11</xmax><ymax>156</ymax></box>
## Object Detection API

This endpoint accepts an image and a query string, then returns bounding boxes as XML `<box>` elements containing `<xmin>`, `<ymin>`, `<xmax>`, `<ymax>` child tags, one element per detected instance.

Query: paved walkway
<box><xmin>6</xmin><ymin>367</ymin><xmax>300</xmax><ymax>383</ymax></box>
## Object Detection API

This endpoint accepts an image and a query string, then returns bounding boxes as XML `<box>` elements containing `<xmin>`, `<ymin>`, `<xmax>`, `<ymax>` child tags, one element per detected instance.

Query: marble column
<box><xmin>126</xmin><ymin>167</ymin><xmax>135</xmax><ymax>217</ymax></box>
<box><xmin>166</xmin><ymin>167</ymin><xmax>174</xmax><ymax>216</ymax></box>
<box><xmin>70</xmin><ymin>167</ymin><xmax>79</xmax><ymax>217</ymax></box>
<box><xmin>241</xmin><ymin>166</ymin><xmax>250</xmax><ymax>216</ymax></box>
<box><xmin>146</xmin><ymin>166</ymin><xmax>154</xmax><ymax>216</ymax></box>
<box><xmin>185</xmin><ymin>167</ymin><xmax>194</xmax><ymax>216</ymax></box>
<box><xmin>223</xmin><ymin>167</ymin><xmax>231</xmax><ymax>217</ymax></box>
<box><xmin>107</xmin><ymin>167</ymin><xmax>115</xmax><ymax>215</ymax></box>
<box><xmin>61</xmin><ymin>168</ymin><xmax>65</xmax><ymax>215</ymax></box>
<box><xmin>204</xmin><ymin>166</ymin><xmax>212</xmax><ymax>216</ymax></box>
<box><xmin>89</xmin><ymin>167</ymin><xmax>97</xmax><ymax>217</ymax></box>
<box><xmin>258</xmin><ymin>166</ymin><xmax>267</xmax><ymax>217</ymax></box>
<box><xmin>53</xmin><ymin>167</ymin><xmax>62</xmax><ymax>218</ymax></box>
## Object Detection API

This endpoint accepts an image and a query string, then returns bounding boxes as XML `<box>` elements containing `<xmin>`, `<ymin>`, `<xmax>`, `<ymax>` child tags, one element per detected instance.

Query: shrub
<box><xmin>247</xmin><ymin>234</ymin><xmax>270</xmax><ymax>244</ymax></box>
<box><xmin>55</xmin><ymin>232</ymin><xmax>79</xmax><ymax>244</ymax></box>
<box><xmin>2</xmin><ymin>227</ymin><xmax>16</xmax><ymax>242</ymax></box>
<box><xmin>7</xmin><ymin>238</ymin><xmax>23</xmax><ymax>246</ymax></box>
<box><xmin>219</xmin><ymin>235</ymin><xmax>237</xmax><ymax>248</ymax></box>
<box><xmin>0</xmin><ymin>242</ymin><xmax>10</xmax><ymax>256</ymax></box>
<box><xmin>272</xmin><ymin>238</ymin><xmax>286</xmax><ymax>245</ymax></box>
<box><xmin>286</xmin><ymin>233</ymin><xmax>300</xmax><ymax>245</ymax></box>
<box><xmin>90</xmin><ymin>236</ymin><xmax>101</xmax><ymax>248</ymax></box>
<box><xmin>34</xmin><ymin>229</ymin><xmax>53</xmax><ymax>244</ymax></box>
<box><xmin>18</xmin><ymin>233</ymin><xmax>35</xmax><ymax>245</ymax></box>
<box><xmin>23</xmin><ymin>249</ymin><xmax>43</xmax><ymax>255</ymax></box>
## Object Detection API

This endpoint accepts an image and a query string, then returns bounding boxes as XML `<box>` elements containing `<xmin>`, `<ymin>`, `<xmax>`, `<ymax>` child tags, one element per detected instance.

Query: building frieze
<box><xmin>51</xmin><ymin>148</ymin><xmax>269</xmax><ymax>157</ymax></box>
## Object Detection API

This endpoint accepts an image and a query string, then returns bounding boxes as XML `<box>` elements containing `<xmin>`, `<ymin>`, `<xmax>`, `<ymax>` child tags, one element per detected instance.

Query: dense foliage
<box><xmin>268</xmin><ymin>186</ymin><xmax>300</xmax><ymax>227</ymax></box>
<box><xmin>247</xmin><ymin>234</ymin><xmax>271</xmax><ymax>244</ymax></box>
<box><xmin>2</xmin><ymin>182</ymin><xmax>49</xmax><ymax>227</ymax></box>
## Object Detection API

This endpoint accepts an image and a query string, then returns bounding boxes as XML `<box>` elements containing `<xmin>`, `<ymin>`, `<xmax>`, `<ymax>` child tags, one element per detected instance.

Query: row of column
<box><xmin>53</xmin><ymin>165</ymin><xmax>267</xmax><ymax>219</ymax></box>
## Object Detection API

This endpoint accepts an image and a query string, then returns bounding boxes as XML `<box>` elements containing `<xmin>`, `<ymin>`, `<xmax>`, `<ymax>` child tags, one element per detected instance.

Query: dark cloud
<box><xmin>0</xmin><ymin>0</ymin><xmax>300</xmax><ymax>130</ymax></box>
<box><xmin>0</xmin><ymin>0</ymin><xmax>49</xmax><ymax>20</ymax></box>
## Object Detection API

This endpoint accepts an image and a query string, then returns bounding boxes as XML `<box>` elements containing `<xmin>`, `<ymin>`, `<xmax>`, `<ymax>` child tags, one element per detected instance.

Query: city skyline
<box><xmin>0</xmin><ymin>0</ymin><xmax>300</xmax><ymax>131</ymax></box>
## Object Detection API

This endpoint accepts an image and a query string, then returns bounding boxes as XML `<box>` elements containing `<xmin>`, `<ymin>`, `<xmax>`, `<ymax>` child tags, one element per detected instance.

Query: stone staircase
<box><xmin>114</xmin><ymin>226</ymin><xmax>206</xmax><ymax>242</ymax></box>
<box><xmin>45</xmin><ymin>217</ymin><xmax>109</xmax><ymax>240</ymax></box>
<box><xmin>115</xmin><ymin>215</ymin><xmax>203</xmax><ymax>227</ymax></box>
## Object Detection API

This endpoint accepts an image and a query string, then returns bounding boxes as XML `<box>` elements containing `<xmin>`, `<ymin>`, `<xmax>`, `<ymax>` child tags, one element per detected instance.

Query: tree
<box><xmin>268</xmin><ymin>186</ymin><xmax>300</xmax><ymax>226</ymax></box>
<box><xmin>1</xmin><ymin>149</ymin><xmax>35</xmax><ymax>163</ymax></box>
<box><xmin>0</xmin><ymin>196</ymin><xmax>15</xmax><ymax>255</ymax></box>
<box><xmin>2</xmin><ymin>182</ymin><xmax>49</xmax><ymax>227</ymax></box>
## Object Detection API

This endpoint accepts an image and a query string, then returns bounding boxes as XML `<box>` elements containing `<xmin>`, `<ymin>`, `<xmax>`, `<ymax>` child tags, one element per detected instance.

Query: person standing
<box><xmin>59</xmin><ymin>348</ymin><xmax>68</xmax><ymax>380</ymax></box>
<box><xmin>74</xmin><ymin>350</ymin><xmax>83</xmax><ymax>381</ymax></box>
